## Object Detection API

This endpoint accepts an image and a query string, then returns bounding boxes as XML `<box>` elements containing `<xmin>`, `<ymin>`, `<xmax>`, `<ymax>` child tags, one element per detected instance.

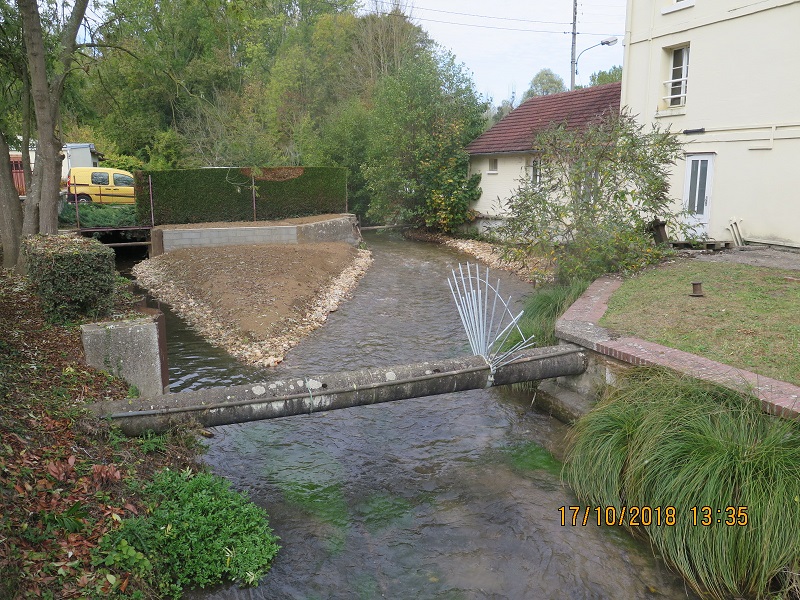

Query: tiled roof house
<box><xmin>466</xmin><ymin>82</ymin><xmax>621</xmax><ymax>230</ymax></box>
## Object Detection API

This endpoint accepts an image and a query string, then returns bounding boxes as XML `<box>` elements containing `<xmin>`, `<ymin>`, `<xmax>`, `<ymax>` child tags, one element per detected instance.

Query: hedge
<box><xmin>23</xmin><ymin>235</ymin><xmax>116</xmax><ymax>323</ymax></box>
<box><xmin>134</xmin><ymin>167</ymin><xmax>347</xmax><ymax>226</ymax></box>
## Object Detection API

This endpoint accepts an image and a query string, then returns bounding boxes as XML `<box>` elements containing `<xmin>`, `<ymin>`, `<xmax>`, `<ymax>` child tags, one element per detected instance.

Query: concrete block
<box><xmin>82</xmin><ymin>310</ymin><xmax>169</xmax><ymax>398</ymax></box>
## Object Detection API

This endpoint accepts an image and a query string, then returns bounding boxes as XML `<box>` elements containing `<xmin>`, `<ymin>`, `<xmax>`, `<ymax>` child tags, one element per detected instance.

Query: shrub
<box><xmin>59</xmin><ymin>204</ymin><xmax>139</xmax><ymax>228</ymax></box>
<box><xmin>564</xmin><ymin>369</ymin><xmax>800</xmax><ymax>599</ymax></box>
<box><xmin>135</xmin><ymin>166</ymin><xmax>347</xmax><ymax>225</ymax></box>
<box><xmin>497</xmin><ymin>110</ymin><xmax>695</xmax><ymax>283</ymax></box>
<box><xmin>94</xmin><ymin>469</ymin><xmax>280</xmax><ymax>597</ymax></box>
<box><xmin>23</xmin><ymin>235</ymin><xmax>116</xmax><ymax>323</ymax></box>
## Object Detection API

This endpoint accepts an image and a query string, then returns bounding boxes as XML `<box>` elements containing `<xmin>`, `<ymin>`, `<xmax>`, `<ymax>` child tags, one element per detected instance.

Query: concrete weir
<box><xmin>91</xmin><ymin>345</ymin><xmax>587</xmax><ymax>436</ymax></box>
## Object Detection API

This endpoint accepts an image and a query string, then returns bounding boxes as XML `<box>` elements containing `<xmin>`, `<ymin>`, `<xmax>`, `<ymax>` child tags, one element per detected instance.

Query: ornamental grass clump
<box><xmin>564</xmin><ymin>368</ymin><xmax>800</xmax><ymax>599</ymax></box>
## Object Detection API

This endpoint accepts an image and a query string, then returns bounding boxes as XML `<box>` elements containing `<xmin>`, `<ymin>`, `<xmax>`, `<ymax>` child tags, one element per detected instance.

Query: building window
<box><xmin>488</xmin><ymin>158</ymin><xmax>498</xmax><ymax>173</ymax></box>
<box><xmin>665</xmin><ymin>46</ymin><xmax>689</xmax><ymax>107</ymax></box>
<box><xmin>527</xmin><ymin>158</ymin><xmax>541</xmax><ymax>184</ymax></box>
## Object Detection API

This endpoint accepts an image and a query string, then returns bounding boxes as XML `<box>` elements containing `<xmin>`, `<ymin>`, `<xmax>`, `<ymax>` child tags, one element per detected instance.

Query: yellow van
<box><xmin>66</xmin><ymin>167</ymin><xmax>135</xmax><ymax>204</ymax></box>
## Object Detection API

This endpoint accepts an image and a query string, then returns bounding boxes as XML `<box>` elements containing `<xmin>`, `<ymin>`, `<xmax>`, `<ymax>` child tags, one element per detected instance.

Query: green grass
<box><xmin>509</xmin><ymin>279</ymin><xmax>590</xmax><ymax>348</ymax></box>
<box><xmin>564</xmin><ymin>368</ymin><xmax>800</xmax><ymax>600</ymax></box>
<box><xmin>600</xmin><ymin>260</ymin><xmax>800</xmax><ymax>385</ymax></box>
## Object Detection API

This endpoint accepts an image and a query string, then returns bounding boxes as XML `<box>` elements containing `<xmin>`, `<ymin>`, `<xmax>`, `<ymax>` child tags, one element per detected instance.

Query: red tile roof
<box><xmin>466</xmin><ymin>82</ymin><xmax>621</xmax><ymax>155</ymax></box>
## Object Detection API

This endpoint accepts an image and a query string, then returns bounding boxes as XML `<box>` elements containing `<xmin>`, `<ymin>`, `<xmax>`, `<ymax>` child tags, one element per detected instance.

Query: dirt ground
<box><xmin>132</xmin><ymin>241</ymin><xmax>372</xmax><ymax>367</ymax></box>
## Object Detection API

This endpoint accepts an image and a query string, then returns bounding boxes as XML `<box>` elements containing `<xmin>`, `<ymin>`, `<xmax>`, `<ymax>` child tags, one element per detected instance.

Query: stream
<box><xmin>147</xmin><ymin>231</ymin><xmax>692</xmax><ymax>600</ymax></box>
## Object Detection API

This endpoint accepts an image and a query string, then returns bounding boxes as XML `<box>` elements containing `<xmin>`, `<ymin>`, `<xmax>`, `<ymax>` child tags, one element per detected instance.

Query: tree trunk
<box><xmin>0</xmin><ymin>133</ymin><xmax>24</xmax><ymax>268</ymax></box>
<box><xmin>18</xmin><ymin>0</ymin><xmax>89</xmax><ymax>241</ymax></box>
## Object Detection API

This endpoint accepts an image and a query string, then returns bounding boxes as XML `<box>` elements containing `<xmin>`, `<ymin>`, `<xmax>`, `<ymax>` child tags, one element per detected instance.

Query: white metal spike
<box><xmin>447</xmin><ymin>262</ymin><xmax>536</xmax><ymax>371</ymax></box>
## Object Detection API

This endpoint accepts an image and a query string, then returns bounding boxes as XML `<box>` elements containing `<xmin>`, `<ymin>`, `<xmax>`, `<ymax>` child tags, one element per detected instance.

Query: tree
<box><xmin>498</xmin><ymin>111</ymin><xmax>692</xmax><ymax>282</ymax></box>
<box><xmin>0</xmin><ymin>0</ymin><xmax>91</xmax><ymax>269</ymax></box>
<box><xmin>589</xmin><ymin>65</ymin><xmax>622</xmax><ymax>87</ymax></box>
<box><xmin>522</xmin><ymin>68</ymin><xmax>566</xmax><ymax>100</ymax></box>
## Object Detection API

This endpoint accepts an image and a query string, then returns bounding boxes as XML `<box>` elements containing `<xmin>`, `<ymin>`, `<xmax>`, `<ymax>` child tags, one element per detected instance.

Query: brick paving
<box><xmin>556</xmin><ymin>276</ymin><xmax>800</xmax><ymax>417</ymax></box>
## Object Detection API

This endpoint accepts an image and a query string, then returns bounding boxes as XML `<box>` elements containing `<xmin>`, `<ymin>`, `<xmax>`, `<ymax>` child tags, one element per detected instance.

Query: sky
<box><xmin>368</xmin><ymin>0</ymin><xmax>628</xmax><ymax>106</ymax></box>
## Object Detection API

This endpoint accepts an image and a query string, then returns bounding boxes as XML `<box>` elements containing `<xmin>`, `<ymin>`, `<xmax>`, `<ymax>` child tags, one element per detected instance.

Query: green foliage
<box><xmin>564</xmin><ymin>369</ymin><xmax>800</xmax><ymax>599</ymax></box>
<box><xmin>135</xmin><ymin>166</ymin><xmax>347</xmax><ymax>225</ymax></box>
<box><xmin>103</xmin><ymin>153</ymin><xmax>146</xmax><ymax>172</ymax></box>
<box><xmin>507</xmin><ymin>280</ymin><xmax>590</xmax><ymax>348</ymax></box>
<box><xmin>589</xmin><ymin>65</ymin><xmax>622</xmax><ymax>87</ymax></box>
<box><xmin>22</xmin><ymin>235</ymin><xmax>116</xmax><ymax>323</ymax></box>
<box><xmin>364</xmin><ymin>50</ymin><xmax>487</xmax><ymax>230</ymax></box>
<box><xmin>522</xmin><ymin>68</ymin><xmax>566</xmax><ymax>100</ymax></box>
<box><xmin>58</xmin><ymin>204</ymin><xmax>139</xmax><ymax>228</ymax></box>
<box><xmin>95</xmin><ymin>469</ymin><xmax>280</xmax><ymax>596</ymax></box>
<box><xmin>498</xmin><ymin>110</ymin><xmax>692</xmax><ymax>283</ymax></box>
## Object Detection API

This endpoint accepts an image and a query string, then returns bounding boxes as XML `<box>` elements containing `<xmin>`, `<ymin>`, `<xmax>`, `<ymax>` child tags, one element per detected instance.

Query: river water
<box><xmin>154</xmin><ymin>232</ymin><xmax>692</xmax><ymax>600</ymax></box>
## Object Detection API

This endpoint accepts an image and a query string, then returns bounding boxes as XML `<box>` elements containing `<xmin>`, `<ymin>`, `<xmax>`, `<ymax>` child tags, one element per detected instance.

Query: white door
<box><xmin>683</xmin><ymin>154</ymin><xmax>714</xmax><ymax>236</ymax></box>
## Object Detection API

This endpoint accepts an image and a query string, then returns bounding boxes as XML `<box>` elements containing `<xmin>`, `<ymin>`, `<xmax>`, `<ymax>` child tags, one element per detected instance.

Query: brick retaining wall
<box><xmin>555</xmin><ymin>276</ymin><xmax>800</xmax><ymax>417</ymax></box>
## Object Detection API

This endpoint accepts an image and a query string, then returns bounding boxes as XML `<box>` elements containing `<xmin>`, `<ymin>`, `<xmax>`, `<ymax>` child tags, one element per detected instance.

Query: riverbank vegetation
<box><xmin>0</xmin><ymin>269</ymin><xmax>279</xmax><ymax>597</ymax></box>
<box><xmin>600</xmin><ymin>260</ymin><xmax>800</xmax><ymax>386</ymax></box>
<box><xmin>564</xmin><ymin>369</ymin><xmax>800</xmax><ymax>599</ymax></box>
<box><xmin>496</xmin><ymin>110</ymin><xmax>691</xmax><ymax>285</ymax></box>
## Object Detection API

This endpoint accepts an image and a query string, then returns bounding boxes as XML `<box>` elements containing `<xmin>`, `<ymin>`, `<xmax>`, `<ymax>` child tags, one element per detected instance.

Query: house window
<box><xmin>488</xmin><ymin>158</ymin><xmax>498</xmax><ymax>173</ymax></box>
<box><xmin>665</xmin><ymin>46</ymin><xmax>689</xmax><ymax>107</ymax></box>
<box><xmin>527</xmin><ymin>158</ymin><xmax>541</xmax><ymax>184</ymax></box>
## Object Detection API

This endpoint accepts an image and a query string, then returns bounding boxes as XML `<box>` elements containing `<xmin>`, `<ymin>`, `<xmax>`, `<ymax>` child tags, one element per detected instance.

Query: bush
<box><xmin>497</xmin><ymin>110</ymin><xmax>695</xmax><ymax>283</ymax></box>
<box><xmin>135</xmin><ymin>166</ymin><xmax>347</xmax><ymax>225</ymax></box>
<box><xmin>59</xmin><ymin>204</ymin><xmax>139</xmax><ymax>228</ymax></box>
<box><xmin>564</xmin><ymin>369</ymin><xmax>800</xmax><ymax>599</ymax></box>
<box><xmin>94</xmin><ymin>469</ymin><xmax>280</xmax><ymax>597</ymax></box>
<box><xmin>22</xmin><ymin>235</ymin><xmax>116</xmax><ymax>323</ymax></box>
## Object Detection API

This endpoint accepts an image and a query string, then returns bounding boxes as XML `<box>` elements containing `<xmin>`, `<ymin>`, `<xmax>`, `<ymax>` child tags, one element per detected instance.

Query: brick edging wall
<box><xmin>555</xmin><ymin>275</ymin><xmax>800</xmax><ymax>417</ymax></box>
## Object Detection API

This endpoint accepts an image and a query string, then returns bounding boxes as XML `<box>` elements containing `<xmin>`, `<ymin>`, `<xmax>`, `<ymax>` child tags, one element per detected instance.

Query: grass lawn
<box><xmin>599</xmin><ymin>259</ymin><xmax>800</xmax><ymax>386</ymax></box>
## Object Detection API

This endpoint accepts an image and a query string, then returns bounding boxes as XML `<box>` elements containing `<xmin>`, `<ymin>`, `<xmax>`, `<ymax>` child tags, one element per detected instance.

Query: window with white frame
<box><xmin>665</xmin><ymin>46</ymin><xmax>690</xmax><ymax>107</ymax></box>
<box><xmin>488</xmin><ymin>158</ymin><xmax>498</xmax><ymax>173</ymax></box>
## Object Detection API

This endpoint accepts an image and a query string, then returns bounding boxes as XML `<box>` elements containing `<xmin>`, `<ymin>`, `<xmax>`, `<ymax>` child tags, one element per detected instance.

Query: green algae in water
<box><xmin>281</xmin><ymin>481</ymin><xmax>349</xmax><ymax>527</ymax></box>
<box><xmin>356</xmin><ymin>493</ymin><xmax>413</xmax><ymax>533</ymax></box>
<box><xmin>502</xmin><ymin>442</ymin><xmax>562</xmax><ymax>475</ymax></box>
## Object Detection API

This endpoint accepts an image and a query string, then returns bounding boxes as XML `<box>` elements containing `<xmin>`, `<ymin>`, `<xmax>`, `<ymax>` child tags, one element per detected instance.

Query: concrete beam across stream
<box><xmin>91</xmin><ymin>345</ymin><xmax>587</xmax><ymax>436</ymax></box>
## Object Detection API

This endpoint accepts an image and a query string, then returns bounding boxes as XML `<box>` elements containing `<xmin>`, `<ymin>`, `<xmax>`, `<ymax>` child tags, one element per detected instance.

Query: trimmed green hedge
<box><xmin>134</xmin><ymin>167</ymin><xmax>347</xmax><ymax>225</ymax></box>
<box><xmin>23</xmin><ymin>235</ymin><xmax>116</xmax><ymax>323</ymax></box>
<box><xmin>58</xmin><ymin>204</ymin><xmax>138</xmax><ymax>228</ymax></box>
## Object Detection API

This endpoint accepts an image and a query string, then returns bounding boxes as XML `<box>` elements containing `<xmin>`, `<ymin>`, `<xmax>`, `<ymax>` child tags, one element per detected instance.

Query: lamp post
<box><xmin>571</xmin><ymin>37</ymin><xmax>618</xmax><ymax>90</ymax></box>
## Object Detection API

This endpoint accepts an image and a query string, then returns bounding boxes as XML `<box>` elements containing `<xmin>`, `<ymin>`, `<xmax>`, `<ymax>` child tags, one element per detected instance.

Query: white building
<box><xmin>466</xmin><ymin>83</ymin><xmax>621</xmax><ymax>233</ymax></box>
<box><xmin>621</xmin><ymin>0</ymin><xmax>800</xmax><ymax>247</ymax></box>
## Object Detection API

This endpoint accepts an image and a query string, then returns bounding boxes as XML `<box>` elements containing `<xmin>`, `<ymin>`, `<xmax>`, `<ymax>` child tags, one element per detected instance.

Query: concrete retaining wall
<box><xmin>151</xmin><ymin>214</ymin><xmax>361</xmax><ymax>255</ymax></box>
<box><xmin>81</xmin><ymin>308</ymin><xmax>169</xmax><ymax>398</ymax></box>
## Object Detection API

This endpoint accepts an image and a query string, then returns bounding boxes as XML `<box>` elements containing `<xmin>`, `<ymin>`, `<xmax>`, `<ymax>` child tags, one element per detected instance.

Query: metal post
<box><xmin>571</xmin><ymin>0</ymin><xmax>578</xmax><ymax>91</ymax></box>
<box><xmin>148</xmin><ymin>175</ymin><xmax>155</xmax><ymax>227</ymax></box>
<box><xmin>252</xmin><ymin>175</ymin><xmax>257</xmax><ymax>222</ymax></box>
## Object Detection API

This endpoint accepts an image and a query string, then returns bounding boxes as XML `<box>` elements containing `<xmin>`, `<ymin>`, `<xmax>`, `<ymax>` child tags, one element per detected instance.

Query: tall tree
<box><xmin>522</xmin><ymin>68</ymin><xmax>566</xmax><ymax>100</ymax></box>
<box><xmin>589</xmin><ymin>65</ymin><xmax>622</xmax><ymax>87</ymax></box>
<box><xmin>0</xmin><ymin>0</ymin><xmax>91</xmax><ymax>268</ymax></box>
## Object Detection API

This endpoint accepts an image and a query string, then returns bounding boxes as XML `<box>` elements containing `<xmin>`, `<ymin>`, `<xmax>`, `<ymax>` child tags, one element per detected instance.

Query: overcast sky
<box><xmin>368</xmin><ymin>0</ymin><xmax>628</xmax><ymax>106</ymax></box>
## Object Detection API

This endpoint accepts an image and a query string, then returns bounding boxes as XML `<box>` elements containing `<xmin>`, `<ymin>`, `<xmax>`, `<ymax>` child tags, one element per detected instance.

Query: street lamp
<box><xmin>571</xmin><ymin>37</ymin><xmax>618</xmax><ymax>90</ymax></box>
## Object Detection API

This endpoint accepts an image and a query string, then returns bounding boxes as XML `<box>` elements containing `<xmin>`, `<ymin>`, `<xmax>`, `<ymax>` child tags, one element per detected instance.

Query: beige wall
<box><xmin>469</xmin><ymin>153</ymin><xmax>533</xmax><ymax>218</ymax></box>
<box><xmin>622</xmin><ymin>0</ymin><xmax>800</xmax><ymax>246</ymax></box>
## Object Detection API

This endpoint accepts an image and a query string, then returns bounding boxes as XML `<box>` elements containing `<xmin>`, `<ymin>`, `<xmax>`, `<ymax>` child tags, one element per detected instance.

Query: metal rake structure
<box><xmin>448</xmin><ymin>263</ymin><xmax>536</xmax><ymax>375</ymax></box>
